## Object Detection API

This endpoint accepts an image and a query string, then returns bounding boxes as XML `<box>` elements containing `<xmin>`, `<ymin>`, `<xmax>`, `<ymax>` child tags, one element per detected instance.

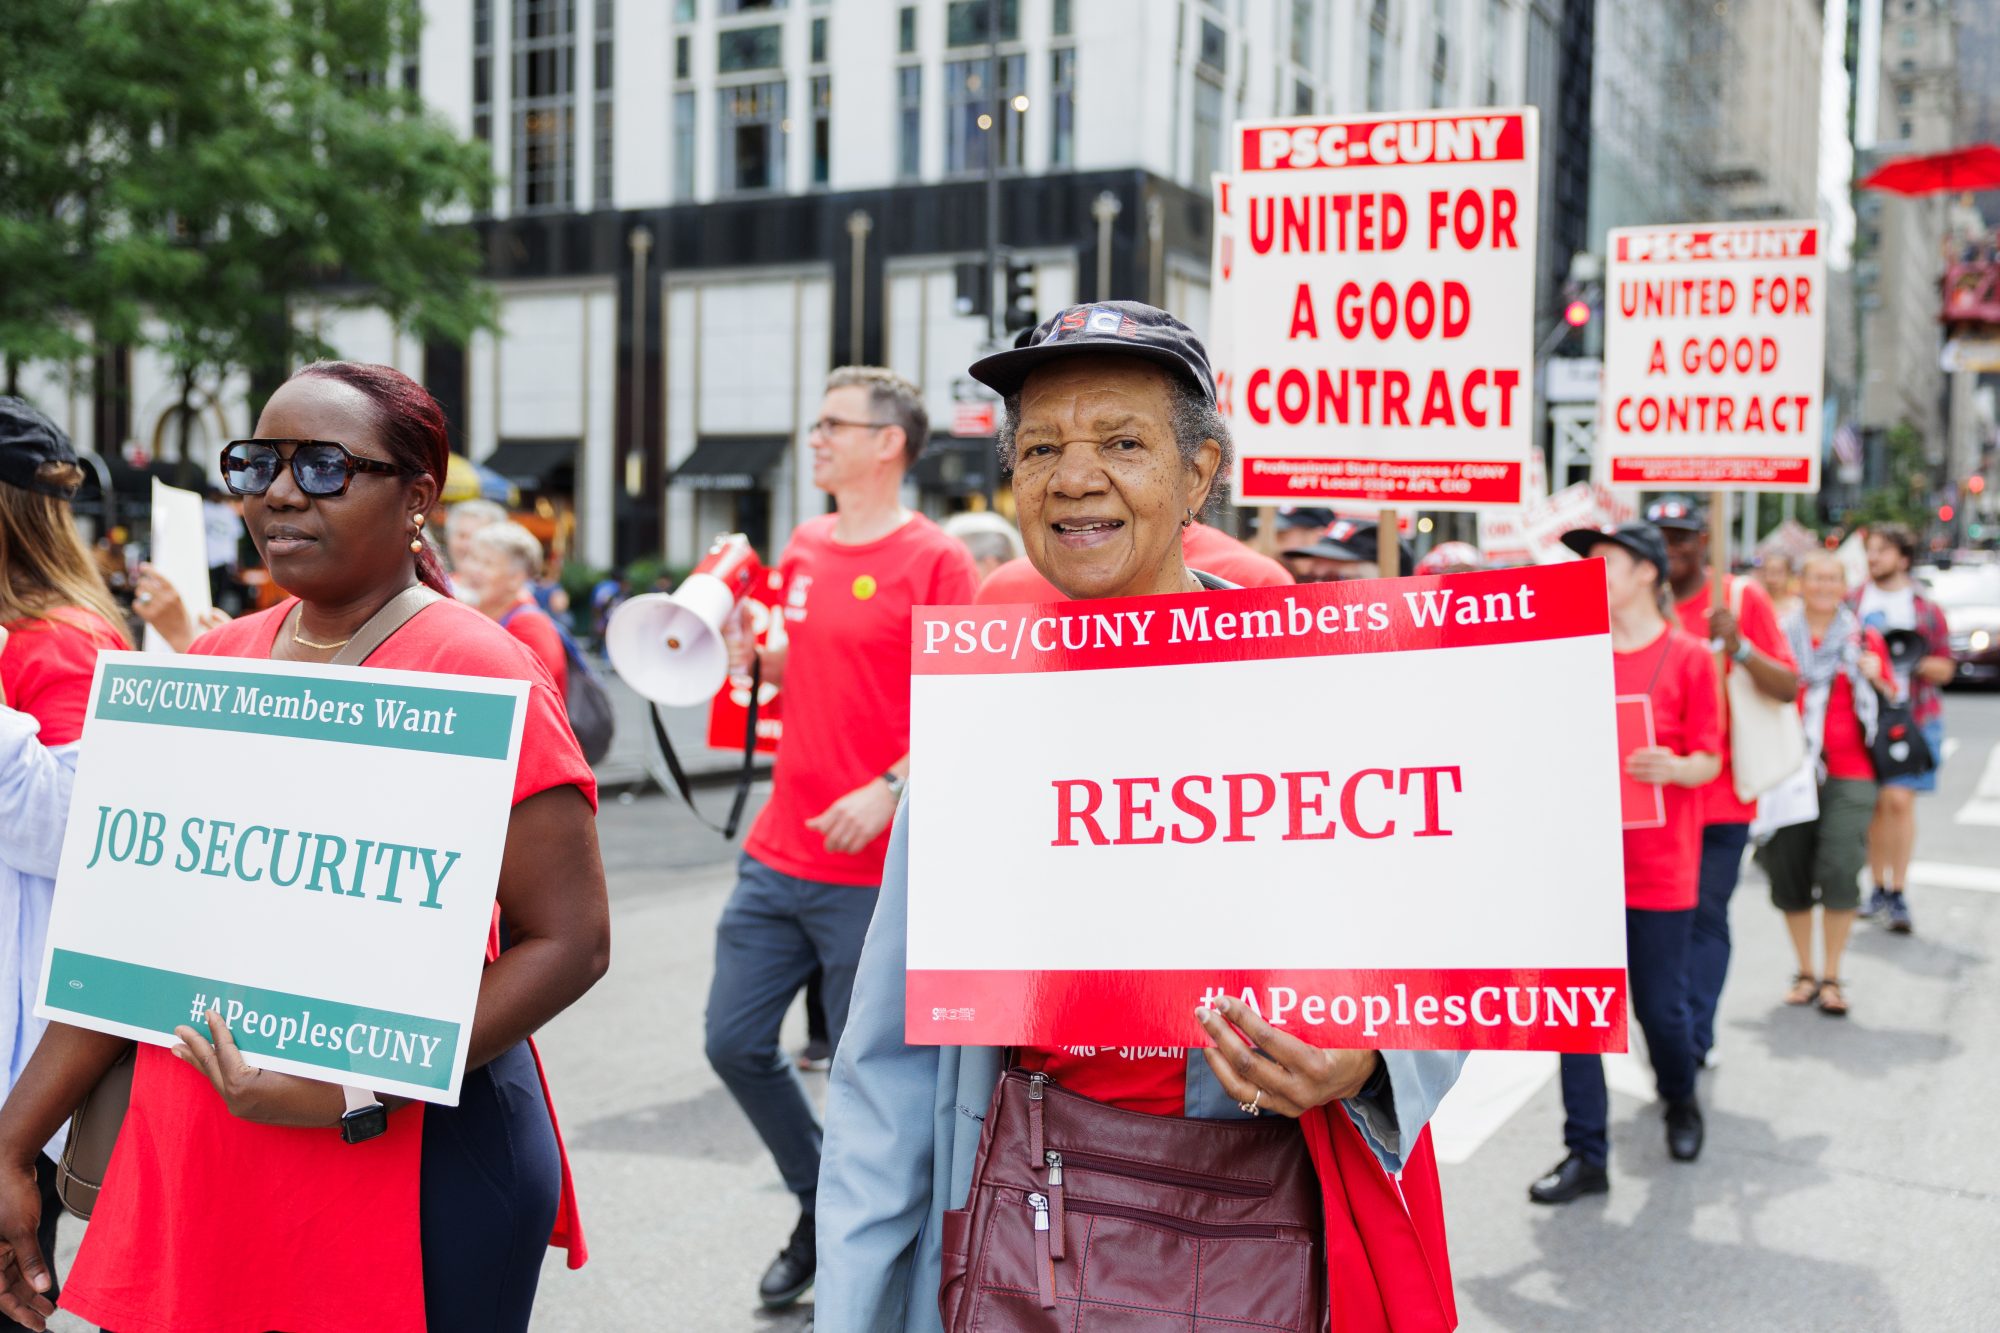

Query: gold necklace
<box><xmin>292</xmin><ymin>621</ymin><xmax>352</xmax><ymax>651</ymax></box>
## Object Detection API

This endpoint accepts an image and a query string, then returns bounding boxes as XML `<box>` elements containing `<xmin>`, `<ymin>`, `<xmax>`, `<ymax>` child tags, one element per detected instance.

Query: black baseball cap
<box><xmin>968</xmin><ymin>301</ymin><xmax>1217</xmax><ymax>404</ymax></box>
<box><xmin>1287</xmin><ymin>517</ymin><xmax>1417</xmax><ymax>572</ymax></box>
<box><xmin>1643</xmin><ymin>495</ymin><xmax>1706</xmax><ymax>533</ymax></box>
<box><xmin>0</xmin><ymin>397</ymin><xmax>82</xmax><ymax>499</ymax></box>
<box><xmin>1562</xmin><ymin>521</ymin><xmax>1670</xmax><ymax>585</ymax></box>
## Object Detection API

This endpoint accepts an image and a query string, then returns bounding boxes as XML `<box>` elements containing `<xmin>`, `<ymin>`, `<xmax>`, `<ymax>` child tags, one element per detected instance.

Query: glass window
<box><xmin>595</xmin><ymin>101</ymin><xmax>614</xmax><ymax>205</ymax></box>
<box><xmin>1901</xmin><ymin>25</ymin><xmax>1915</xmax><ymax>45</ymax></box>
<box><xmin>1483</xmin><ymin>0</ymin><xmax>1504</xmax><ymax>104</ymax></box>
<box><xmin>944</xmin><ymin>54</ymin><xmax>1025</xmax><ymax>173</ymax></box>
<box><xmin>473</xmin><ymin>0</ymin><xmax>494</xmax><ymax>145</ymax></box>
<box><xmin>593</xmin><ymin>0</ymin><xmax>612</xmax><ymax>207</ymax></box>
<box><xmin>1050</xmin><ymin>47</ymin><xmax>1075</xmax><ymax>167</ymax></box>
<box><xmin>899</xmin><ymin>5</ymin><xmax>917</xmax><ymax>52</ymax></box>
<box><xmin>676</xmin><ymin>34</ymin><xmax>691</xmax><ymax>79</ymax></box>
<box><xmin>717</xmin><ymin>79</ymin><xmax>787</xmax><ymax>192</ymax></box>
<box><xmin>475</xmin><ymin>0</ymin><xmax>493</xmax><ymax>46</ymax></box>
<box><xmin>718</xmin><ymin>0</ymin><xmax>786</xmax><ymax>13</ymax></box>
<box><xmin>1053</xmin><ymin>0</ymin><xmax>1072</xmax><ymax>36</ymax></box>
<box><xmin>1900</xmin><ymin>117</ymin><xmax>1913</xmax><ymax>137</ymax></box>
<box><xmin>1366</xmin><ymin>0</ymin><xmax>1387</xmax><ymax>109</ymax></box>
<box><xmin>512</xmin><ymin>0</ymin><xmax>577</xmax><ymax>212</ymax></box>
<box><xmin>1897</xmin><ymin>86</ymin><xmax>1913</xmax><ymax>105</ymax></box>
<box><xmin>1289</xmin><ymin>0</ymin><xmax>1311</xmax><ymax>68</ymax></box>
<box><xmin>1198</xmin><ymin>19</ymin><xmax>1226</xmax><ymax>72</ymax></box>
<box><xmin>1193</xmin><ymin>73</ymin><xmax>1224</xmax><ymax>182</ymax></box>
<box><xmin>812</xmin><ymin>75</ymin><xmax>831</xmax><ymax>185</ymax></box>
<box><xmin>674</xmin><ymin>89</ymin><xmax>697</xmax><ymax>198</ymax></box>
<box><xmin>898</xmin><ymin>65</ymin><xmax>922</xmax><ymax>178</ymax></box>
<box><xmin>1293</xmin><ymin>79</ymin><xmax>1313</xmax><ymax>115</ymax></box>
<box><xmin>811</xmin><ymin>16</ymin><xmax>827</xmax><ymax>63</ymax></box>
<box><xmin>674</xmin><ymin>0</ymin><xmax>695</xmax><ymax>20</ymax></box>
<box><xmin>719</xmin><ymin>24</ymin><xmax>783</xmax><ymax>71</ymax></box>
<box><xmin>595</xmin><ymin>40</ymin><xmax>613</xmax><ymax>88</ymax></box>
<box><xmin>947</xmin><ymin>0</ymin><xmax>1019</xmax><ymax>48</ymax></box>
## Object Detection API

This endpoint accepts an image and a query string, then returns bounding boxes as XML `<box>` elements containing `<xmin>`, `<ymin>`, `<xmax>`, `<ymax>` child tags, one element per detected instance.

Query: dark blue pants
<box><xmin>704</xmin><ymin>851</ymin><xmax>879</xmax><ymax>1204</ymax></box>
<box><xmin>1560</xmin><ymin>907</ymin><xmax>1698</xmax><ymax>1167</ymax></box>
<box><xmin>420</xmin><ymin>1040</ymin><xmax>561</xmax><ymax>1333</ymax></box>
<box><xmin>1687</xmin><ymin>821</ymin><xmax>1751</xmax><ymax>1060</ymax></box>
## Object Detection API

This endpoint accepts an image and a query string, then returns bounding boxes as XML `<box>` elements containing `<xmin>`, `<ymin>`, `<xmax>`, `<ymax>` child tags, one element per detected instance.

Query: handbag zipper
<box><xmin>1027</xmin><ymin>1192</ymin><xmax>1057</xmax><ymax>1308</ymax></box>
<box><xmin>1053</xmin><ymin>1148</ymin><xmax>1273</xmax><ymax>1198</ymax></box>
<box><xmin>1044</xmin><ymin>1151</ymin><xmax>1066</xmax><ymax>1259</ymax></box>
<box><xmin>1063</xmin><ymin>1196</ymin><xmax>1287</xmax><ymax>1240</ymax></box>
<box><xmin>1027</xmin><ymin>1072</ymin><xmax>1047</xmax><ymax>1167</ymax></box>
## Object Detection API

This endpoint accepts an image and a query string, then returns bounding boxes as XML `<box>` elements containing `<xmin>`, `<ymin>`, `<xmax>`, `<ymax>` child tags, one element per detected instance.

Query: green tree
<box><xmin>1840</xmin><ymin>423</ymin><xmax>1931</xmax><ymax>533</ymax></box>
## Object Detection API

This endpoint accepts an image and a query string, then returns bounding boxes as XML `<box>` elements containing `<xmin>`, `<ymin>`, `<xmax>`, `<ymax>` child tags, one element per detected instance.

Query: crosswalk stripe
<box><xmin>1906</xmin><ymin>860</ymin><xmax>2000</xmax><ymax>894</ymax></box>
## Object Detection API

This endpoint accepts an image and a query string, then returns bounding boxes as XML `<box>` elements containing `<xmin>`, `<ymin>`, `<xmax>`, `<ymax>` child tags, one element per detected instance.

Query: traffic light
<box><xmin>1968</xmin><ymin>474</ymin><xmax>1987</xmax><ymax>496</ymax></box>
<box><xmin>1003</xmin><ymin>260</ymin><xmax>1037</xmax><ymax>334</ymax></box>
<box><xmin>1563</xmin><ymin>299</ymin><xmax>1591</xmax><ymax>328</ymax></box>
<box><xmin>1939</xmin><ymin>503</ymin><xmax>1955</xmax><ymax>523</ymax></box>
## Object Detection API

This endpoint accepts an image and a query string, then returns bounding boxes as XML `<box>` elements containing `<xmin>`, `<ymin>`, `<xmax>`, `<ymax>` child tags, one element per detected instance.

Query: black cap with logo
<box><xmin>1642</xmin><ymin>495</ymin><xmax>1706</xmax><ymax>533</ymax></box>
<box><xmin>0</xmin><ymin>397</ymin><xmax>82</xmax><ymax>499</ymax></box>
<box><xmin>1287</xmin><ymin>517</ymin><xmax>1417</xmax><ymax>573</ymax></box>
<box><xmin>1561</xmin><ymin>520</ymin><xmax>1670</xmax><ymax>585</ymax></box>
<box><xmin>968</xmin><ymin>301</ymin><xmax>1217</xmax><ymax>405</ymax></box>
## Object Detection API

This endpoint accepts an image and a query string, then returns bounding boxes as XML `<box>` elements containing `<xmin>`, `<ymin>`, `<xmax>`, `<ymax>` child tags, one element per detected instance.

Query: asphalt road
<box><xmin>42</xmin><ymin>691</ymin><xmax>1997</xmax><ymax>1331</ymax></box>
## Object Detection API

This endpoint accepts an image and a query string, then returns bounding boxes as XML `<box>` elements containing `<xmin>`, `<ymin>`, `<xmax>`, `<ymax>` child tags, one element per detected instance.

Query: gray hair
<box><xmin>994</xmin><ymin>369</ymin><xmax>1233</xmax><ymax>519</ymax></box>
<box><xmin>942</xmin><ymin>510</ymin><xmax>1024</xmax><ymax>565</ymax></box>
<box><xmin>446</xmin><ymin>498</ymin><xmax>507</xmax><ymax>536</ymax></box>
<box><xmin>826</xmin><ymin>365</ymin><xmax>928</xmax><ymax>465</ymax></box>
<box><xmin>470</xmin><ymin>520</ymin><xmax>546</xmax><ymax>580</ymax></box>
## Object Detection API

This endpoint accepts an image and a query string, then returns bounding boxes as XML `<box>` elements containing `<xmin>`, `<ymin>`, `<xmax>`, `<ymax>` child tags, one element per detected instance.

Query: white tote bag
<box><xmin>1727</xmin><ymin>578</ymin><xmax>1807</xmax><ymax>802</ymax></box>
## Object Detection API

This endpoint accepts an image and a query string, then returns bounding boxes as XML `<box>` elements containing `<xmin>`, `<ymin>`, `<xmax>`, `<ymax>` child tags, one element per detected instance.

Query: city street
<box><xmin>491</xmin><ymin>689</ymin><xmax>2000</xmax><ymax>1332</ymax></box>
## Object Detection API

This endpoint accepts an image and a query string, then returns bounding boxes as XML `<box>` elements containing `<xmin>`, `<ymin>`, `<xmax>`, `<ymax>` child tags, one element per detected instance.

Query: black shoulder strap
<box><xmin>648</xmin><ymin>653</ymin><xmax>763</xmax><ymax>839</ymax></box>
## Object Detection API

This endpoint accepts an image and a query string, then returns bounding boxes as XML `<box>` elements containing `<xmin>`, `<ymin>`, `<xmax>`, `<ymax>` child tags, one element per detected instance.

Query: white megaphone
<box><xmin>606</xmin><ymin>533</ymin><xmax>767</xmax><ymax>708</ymax></box>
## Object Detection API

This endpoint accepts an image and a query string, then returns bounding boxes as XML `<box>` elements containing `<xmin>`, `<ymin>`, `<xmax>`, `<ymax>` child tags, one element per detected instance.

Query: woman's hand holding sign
<box><xmin>173</xmin><ymin>1009</ymin><xmax>347</xmax><ymax>1128</ymax></box>
<box><xmin>1195</xmin><ymin>994</ymin><xmax>1382</xmax><ymax>1118</ymax></box>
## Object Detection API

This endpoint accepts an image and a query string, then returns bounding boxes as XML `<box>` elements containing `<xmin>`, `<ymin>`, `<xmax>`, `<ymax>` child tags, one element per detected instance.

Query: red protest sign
<box><xmin>1226</xmin><ymin>110</ymin><xmax>1539</xmax><ymax>510</ymax></box>
<box><xmin>1616</xmin><ymin>695</ymin><xmax>1665</xmax><ymax>830</ymax></box>
<box><xmin>705</xmin><ymin>572</ymin><xmax>784</xmax><ymax>754</ymax></box>
<box><xmin>906</xmin><ymin>561</ymin><xmax>1630</xmax><ymax>1055</ymax></box>
<box><xmin>1602</xmin><ymin>221</ymin><xmax>1826</xmax><ymax>492</ymax></box>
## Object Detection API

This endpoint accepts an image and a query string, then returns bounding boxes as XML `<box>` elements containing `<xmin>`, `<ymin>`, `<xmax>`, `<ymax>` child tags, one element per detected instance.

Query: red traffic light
<box><xmin>1969</xmin><ymin>475</ymin><xmax>1987</xmax><ymax>495</ymax></box>
<box><xmin>1563</xmin><ymin>300</ymin><xmax>1592</xmax><ymax>328</ymax></box>
<box><xmin>1939</xmin><ymin>504</ymin><xmax>1956</xmax><ymax>523</ymax></box>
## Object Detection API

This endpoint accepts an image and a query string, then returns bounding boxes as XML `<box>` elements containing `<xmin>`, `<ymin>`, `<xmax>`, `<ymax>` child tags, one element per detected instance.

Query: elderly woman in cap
<box><xmin>816</xmin><ymin>303</ymin><xmax>1464</xmax><ymax>1333</ymax></box>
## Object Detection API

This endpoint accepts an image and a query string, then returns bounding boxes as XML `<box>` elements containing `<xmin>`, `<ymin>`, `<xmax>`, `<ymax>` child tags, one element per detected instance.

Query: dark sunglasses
<box><xmin>220</xmin><ymin>439</ymin><xmax>412</xmax><ymax>497</ymax></box>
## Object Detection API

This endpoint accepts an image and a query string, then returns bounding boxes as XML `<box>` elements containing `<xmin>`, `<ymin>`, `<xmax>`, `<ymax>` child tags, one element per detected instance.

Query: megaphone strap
<box><xmin>648</xmin><ymin>652</ymin><xmax>763</xmax><ymax>840</ymax></box>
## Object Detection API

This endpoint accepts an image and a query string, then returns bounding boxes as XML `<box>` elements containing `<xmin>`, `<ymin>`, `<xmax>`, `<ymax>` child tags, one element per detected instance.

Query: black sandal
<box><xmin>1784</xmin><ymin>973</ymin><xmax>1820</xmax><ymax>1006</ymax></box>
<box><xmin>1817</xmin><ymin>978</ymin><xmax>1849</xmax><ymax>1017</ymax></box>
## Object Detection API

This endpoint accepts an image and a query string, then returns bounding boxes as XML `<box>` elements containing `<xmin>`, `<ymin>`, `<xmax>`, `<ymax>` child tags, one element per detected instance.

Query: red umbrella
<box><xmin>1857</xmin><ymin>144</ymin><xmax>2000</xmax><ymax>196</ymax></box>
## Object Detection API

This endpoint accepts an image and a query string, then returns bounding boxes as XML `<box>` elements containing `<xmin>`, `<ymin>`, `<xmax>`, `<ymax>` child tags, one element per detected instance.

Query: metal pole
<box><xmin>985</xmin><ymin>0</ymin><xmax>1002</xmax><ymax>341</ymax></box>
<box><xmin>1092</xmin><ymin>190</ymin><xmax>1122</xmax><ymax>299</ymax></box>
<box><xmin>627</xmin><ymin>224</ymin><xmax>652</xmax><ymax>512</ymax></box>
<box><xmin>846</xmin><ymin>210</ymin><xmax>873</xmax><ymax>361</ymax></box>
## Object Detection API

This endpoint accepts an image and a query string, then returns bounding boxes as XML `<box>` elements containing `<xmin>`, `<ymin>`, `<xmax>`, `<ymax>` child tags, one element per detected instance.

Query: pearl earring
<box><xmin>409</xmin><ymin>514</ymin><xmax>425</xmax><ymax>554</ymax></box>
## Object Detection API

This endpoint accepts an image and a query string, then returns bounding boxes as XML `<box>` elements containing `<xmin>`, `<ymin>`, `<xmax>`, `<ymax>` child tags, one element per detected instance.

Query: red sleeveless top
<box><xmin>59</xmin><ymin>599</ymin><xmax>596</xmax><ymax>1333</ymax></box>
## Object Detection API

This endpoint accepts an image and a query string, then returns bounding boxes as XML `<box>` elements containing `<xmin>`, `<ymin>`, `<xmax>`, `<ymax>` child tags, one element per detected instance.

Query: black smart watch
<box><xmin>340</xmin><ymin>1085</ymin><xmax>389</xmax><ymax>1145</ymax></box>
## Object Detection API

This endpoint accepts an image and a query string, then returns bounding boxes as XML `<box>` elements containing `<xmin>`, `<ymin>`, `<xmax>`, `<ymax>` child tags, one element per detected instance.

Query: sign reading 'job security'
<box><xmin>38</xmin><ymin>653</ymin><xmax>527</xmax><ymax>1105</ymax></box>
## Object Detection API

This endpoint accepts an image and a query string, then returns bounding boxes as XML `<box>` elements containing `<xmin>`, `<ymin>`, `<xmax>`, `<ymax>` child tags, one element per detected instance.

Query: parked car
<box><xmin>1921</xmin><ymin>562</ymin><xmax>2000</xmax><ymax>686</ymax></box>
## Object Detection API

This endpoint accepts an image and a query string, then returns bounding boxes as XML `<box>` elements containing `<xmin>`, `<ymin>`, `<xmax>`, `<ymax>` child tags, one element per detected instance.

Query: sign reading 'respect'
<box><xmin>906</xmin><ymin>562</ymin><xmax>1629</xmax><ymax>1055</ymax></box>
<box><xmin>1227</xmin><ymin>110</ymin><xmax>1539</xmax><ymax>509</ymax></box>
<box><xmin>40</xmin><ymin>653</ymin><xmax>527</xmax><ymax>1105</ymax></box>
<box><xmin>1602</xmin><ymin>220</ymin><xmax>1827</xmax><ymax>491</ymax></box>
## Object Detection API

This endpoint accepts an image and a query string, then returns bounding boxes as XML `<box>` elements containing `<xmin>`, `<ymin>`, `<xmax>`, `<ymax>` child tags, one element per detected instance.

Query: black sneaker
<box><xmin>1859</xmin><ymin>886</ymin><xmax>1889</xmax><ymax>920</ymax></box>
<box><xmin>1528</xmin><ymin>1155</ymin><xmax>1608</xmax><ymax>1204</ymax></box>
<box><xmin>759</xmin><ymin>1211</ymin><xmax>816</xmax><ymax>1309</ymax></box>
<box><xmin>1665</xmin><ymin>1099</ymin><xmax>1704</xmax><ymax>1162</ymax></box>
<box><xmin>1887</xmin><ymin>891</ymin><xmax>1913</xmax><ymax>934</ymax></box>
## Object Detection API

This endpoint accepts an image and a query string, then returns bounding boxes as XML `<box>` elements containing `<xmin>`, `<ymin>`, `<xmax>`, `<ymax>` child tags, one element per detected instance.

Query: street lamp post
<box><xmin>1092</xmin><ymin>190</ymin><xmax>1122</xmax><ymax>300</ymax></box>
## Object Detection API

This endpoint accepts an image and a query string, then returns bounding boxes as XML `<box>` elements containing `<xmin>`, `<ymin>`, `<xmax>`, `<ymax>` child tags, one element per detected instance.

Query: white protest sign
<box><xmin>1602</xmin><ymin>220</ymin><xmax>1826</xmax><ymax>492</ymax></box>
<box><xmin>39</xmin><ymin>653</ymin><xmax>527</xmax><ymax>1104</ymax></box>
<box><xmin>1209</xmin><ymin>173</ymin><xmax>1237</xmax><ymax>423</ymax></box>
<box><xmin>907</xmin><ymin>562</ymin><xmax>1628</xmax><ymax>1054</ymax></box>
<box><xmin>1476</xmin><ymin>444</ymin><xmax>1547</xmax><ymax>564</ymax></box>
<box><xmin>144</xmin><ymin>479</ymin><xmax>213</xmax><ymax>654</ymax></box>
<box><xmin>1522</xmin><ymin>481</ymin><xmax>1637</xmax><ymax>565</ymax></box>
<box><xmin>1228</xmin><ymin>109</ymin><xmax>1539</xmax><ymax>509</ymax></box>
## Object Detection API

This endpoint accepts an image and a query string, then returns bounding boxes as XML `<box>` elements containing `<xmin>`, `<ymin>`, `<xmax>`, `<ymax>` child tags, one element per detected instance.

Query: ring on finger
<box><xmin>1237</xmin><ymin>1088</ymin><xmax>1264</xmax><ymax>1117</ymax></box>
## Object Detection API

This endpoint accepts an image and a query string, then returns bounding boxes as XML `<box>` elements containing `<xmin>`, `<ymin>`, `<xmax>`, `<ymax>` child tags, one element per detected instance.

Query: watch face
<box><xmin>340</xmin><ymin>1105</ymin><xmax>389</xmax><ymax>1145</ymax></box>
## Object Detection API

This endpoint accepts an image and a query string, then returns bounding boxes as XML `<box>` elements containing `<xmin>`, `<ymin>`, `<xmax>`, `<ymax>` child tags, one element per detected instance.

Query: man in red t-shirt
<box><xmin>706</xmin><ymin>367</ymin><xmax>977</xmax><ymax>1310</ymax></box>
<box><xmin>1648</xmin><ymin>496</ymin><xmax>1799</xmax><ymax>1069</ymax></box>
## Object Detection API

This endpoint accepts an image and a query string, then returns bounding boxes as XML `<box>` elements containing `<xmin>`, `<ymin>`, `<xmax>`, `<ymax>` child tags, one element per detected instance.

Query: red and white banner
<box><xmin>1602</xmin><ymin>221</ymin><xmax>1826</xmax><ymax>492</ymax></box>
<box><xmin>1227</xmin><ymin>110</ymin><xmax>1539</xmax><ymax>510</ymax></box>
<box><xmin>906</xmin><ymin>562</ymin><xmax>1628</xmax><ymax>1054</ymax></box>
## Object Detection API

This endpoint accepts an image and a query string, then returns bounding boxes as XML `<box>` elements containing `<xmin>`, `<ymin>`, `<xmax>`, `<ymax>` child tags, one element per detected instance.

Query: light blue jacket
<box><xmin>0</xmin><ymin>704</ymin><xmax>78</xmax><ymax>1158</ymax></box>
<box><xmin>817</xmin><ymin>797</ymin><xmax>1466</xmax><ymax>1333</ymax></box>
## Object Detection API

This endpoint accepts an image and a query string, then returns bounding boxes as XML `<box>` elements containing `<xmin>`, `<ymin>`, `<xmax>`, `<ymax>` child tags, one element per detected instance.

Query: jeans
<box><xmin>1687</xmin><ymin>821</ymin><xmax>1751</xmax><ymax>1060</ymax></box>
<box><xmin>1560</xmin><ymin>907</ymin><xmax>1698</xmax><ymax>1167</ymax></box>
<box><xmin>704</xmin><ymin>851</ymin><xmax>880</xmax><ymax>1204</ymax></box>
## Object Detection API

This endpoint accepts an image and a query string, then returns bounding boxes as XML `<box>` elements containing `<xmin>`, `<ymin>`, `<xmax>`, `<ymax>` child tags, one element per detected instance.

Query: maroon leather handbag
<box><xmin>940</xmin><ymin>1069</ymin><xmax>1327</xmax><ymax>1331</ymax></box>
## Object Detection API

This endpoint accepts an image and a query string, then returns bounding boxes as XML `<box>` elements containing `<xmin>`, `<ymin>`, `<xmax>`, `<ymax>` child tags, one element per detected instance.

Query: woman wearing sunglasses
<box><xmin>0</xmin><ymin>364</ymin><xmax>611</xmax><ymax>1333</ymax></box>
<box><xmin>0</xmin><ymin>398</ymin><xmax>132</xmax><ymax>1329</ymax></box>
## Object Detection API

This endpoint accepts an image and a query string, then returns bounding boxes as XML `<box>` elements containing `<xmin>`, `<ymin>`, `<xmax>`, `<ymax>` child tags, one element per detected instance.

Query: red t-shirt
<box><xmin>975</xmin><ymin>523</ymin><xmax>1294</xmax><ymax>603</ymax></box>
<box><xmin>502</xmin><ymin>600</ymin><xmax>569</xmax><ymax>698</ymax></box>
<box><xmin>0</xmin><ymin>610</ymin><xmax>127</xmax><ymax>745</ymax></box>
<box><xmin>59</xmin><ymin>597</ymin><xmax>595</xmax><ymax>1333</ymax></box>
<box><xmin>1019</xmin><ymin>1046</ymin><xmax>1187</xmax><ymax>1117</ymax></box>
<box><xmin>1674</xmin><ymin>576</ymin><xmax>1794</xmax><ymax>824</ymax></box>
<box><xmin>744</xmin><ymin>514</ymin><xmax>978</xmax><ymax>886</ymax></box>
<box><xmin>1616</xmin><ymin>626</ymin><xmax>1723</xmax><ymax>911</ymax></box>
<box><xmin>1810</xmin><ymin>627</ymin><xmax>1889</xmax><ymax>782</ymax></box>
